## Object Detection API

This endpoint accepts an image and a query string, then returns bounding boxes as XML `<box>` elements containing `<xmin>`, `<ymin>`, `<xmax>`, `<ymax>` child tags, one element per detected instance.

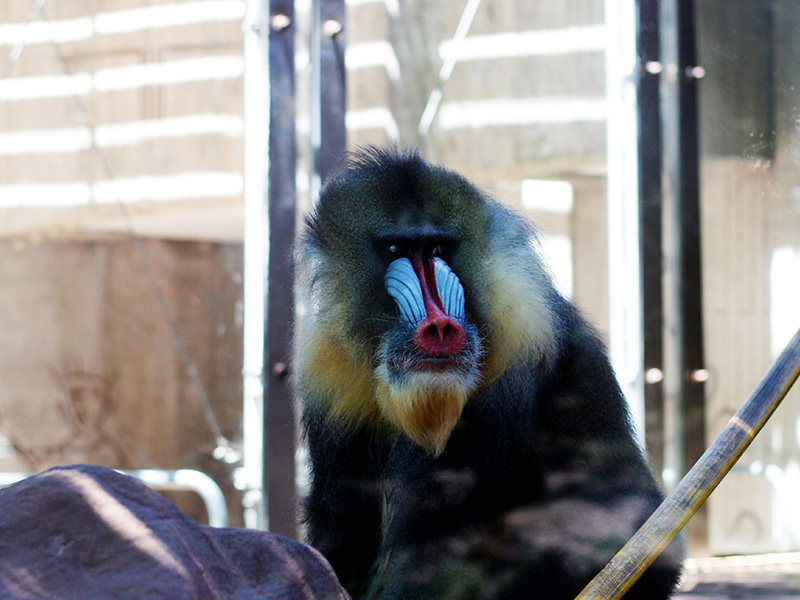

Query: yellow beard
<box><xmin>375</xmin><ymin>370</ymin><xmax>473</xmax><ymax>455</ymax></box>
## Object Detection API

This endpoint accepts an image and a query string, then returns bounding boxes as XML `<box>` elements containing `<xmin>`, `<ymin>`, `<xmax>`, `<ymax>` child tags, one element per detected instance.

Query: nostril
<box><xmin>414</xmin><ymin>316</ymin><xmax>466</xmax><ymax>356</ymax></box>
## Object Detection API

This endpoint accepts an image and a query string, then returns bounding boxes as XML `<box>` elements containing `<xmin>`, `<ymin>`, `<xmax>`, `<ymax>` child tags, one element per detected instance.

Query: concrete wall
<box><xmin>0</xmin><ymin>0</ymin><xmax>248</xmax><ymax>523</ymax></box>
<box><xmin>0</xmin><ymin>235</ymin><xmax>245</xmax><ymax>524</ymax></box>
<box><xmin>0</xmin><ymin>0</ymin><xmax>245</xmax><ymax>240</ymax></box>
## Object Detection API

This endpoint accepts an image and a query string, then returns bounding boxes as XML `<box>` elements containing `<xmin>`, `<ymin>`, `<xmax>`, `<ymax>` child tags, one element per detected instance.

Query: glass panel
<box><xmin>698</xmin><ymin>0</ymin><xmax>800</xmax><ymax>554</ymax></box>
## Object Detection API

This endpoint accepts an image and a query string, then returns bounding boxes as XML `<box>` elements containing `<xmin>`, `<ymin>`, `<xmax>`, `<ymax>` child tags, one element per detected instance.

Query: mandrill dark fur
<box><xmin>294</xmin><ymin>148</ymin><xmax>683</xmax><ymax>600</ymax></box>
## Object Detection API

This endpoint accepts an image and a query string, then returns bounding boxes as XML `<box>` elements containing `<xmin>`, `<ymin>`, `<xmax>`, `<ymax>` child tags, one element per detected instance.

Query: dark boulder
<box><xmin>0</xmin><ymin>464</ymin><xmax>349</xmax><ymax>600</ymax></box>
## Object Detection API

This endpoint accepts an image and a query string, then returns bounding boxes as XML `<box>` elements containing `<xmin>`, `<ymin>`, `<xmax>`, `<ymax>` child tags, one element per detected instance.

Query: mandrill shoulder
<box><xmin>468</xmin><ymin>295</ymin><xmax>635</xmax><ymax>441</ymax></box>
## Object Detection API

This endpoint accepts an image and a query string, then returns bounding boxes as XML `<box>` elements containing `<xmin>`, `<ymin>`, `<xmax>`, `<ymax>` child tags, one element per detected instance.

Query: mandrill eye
<box><xmin>431</xmin><ymin>244</ymin><xmax>449</xmax><ymax>258</ymax></box>
<box><xmin>374</xmin><ymin>238</ymin><xmax>410</xmax><ymax>263</ymax></box>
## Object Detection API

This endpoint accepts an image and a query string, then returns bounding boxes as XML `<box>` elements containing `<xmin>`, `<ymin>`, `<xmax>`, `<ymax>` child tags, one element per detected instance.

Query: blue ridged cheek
<box><xmin>383</xmin><ymin>257</ymin><xmax>466</xmax><ymax>325</ymax></box>
<box><xmin>432</xmin><ymin>257</ymin><xmax>465</xmax><ymax>321</ymax></box>
<box><xmin>384</xmin><ymin>258</ymin><xmax>425</xmax><ymax>326</ymax></box>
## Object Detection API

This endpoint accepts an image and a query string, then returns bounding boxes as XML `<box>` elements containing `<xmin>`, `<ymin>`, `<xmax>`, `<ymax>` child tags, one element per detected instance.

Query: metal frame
<box><xmin>633</xmin><ymin>0</ymin><xmax>707</xmax><ymax>492</ymax></box>
<box><xmin>311</xmin><ymin>0</ymin><xmax>347</xmax><ymax>189</ymax></box>
<box><xmin>636</xmin><ymin>0</ymin><xmax>665</xmax><ymax>474</ymax></box>
<box><xmin>263</xmin><ymin>0</ymin><xmax>346</xmax><ymax>538</ymax></box>
<box><xmin>658</xmin><ymin>0</ymin><xmax>706</xmax><ymax>490</ymax></box>
<box><xmin>264</xmin><ymin>0</ymin><xmax>298</xmax><ymax>539</ymax></box>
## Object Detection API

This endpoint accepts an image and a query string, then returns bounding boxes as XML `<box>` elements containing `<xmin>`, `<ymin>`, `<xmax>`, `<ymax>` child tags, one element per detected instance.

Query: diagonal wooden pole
<box><xmin>575</xmin><ymin>326</ymin><xmax>800</xmax><ymax>600</ymax></box>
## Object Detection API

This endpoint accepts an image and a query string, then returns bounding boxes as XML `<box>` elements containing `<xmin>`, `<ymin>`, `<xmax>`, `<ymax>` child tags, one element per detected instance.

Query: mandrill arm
<box><xmin>303</xmin><ymin>403</ymin><xmax>391</xmax><ymax>598</ymax></box>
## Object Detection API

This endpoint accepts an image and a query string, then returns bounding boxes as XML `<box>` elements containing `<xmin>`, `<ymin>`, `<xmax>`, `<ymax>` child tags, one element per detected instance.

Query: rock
<box><xmin>0</xmin><ymin>464</ymin><xmax>349</xmax><ymax>600</ymax></box>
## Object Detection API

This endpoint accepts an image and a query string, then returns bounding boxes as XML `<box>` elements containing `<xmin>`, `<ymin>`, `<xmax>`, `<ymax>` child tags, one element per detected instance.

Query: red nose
<box><xmin>412</xmin><ymin>252</ymin><xmax>466</xmax><ymax>357</ymax></box>
<box><xmin>414</xmin><ymin>313</ymin><xmax>466</xmax><ymax>356</ymax></box>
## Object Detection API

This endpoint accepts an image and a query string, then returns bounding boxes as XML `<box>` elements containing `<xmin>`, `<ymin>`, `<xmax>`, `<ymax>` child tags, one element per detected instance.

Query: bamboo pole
<box><xmin>575</xmin><ymin>326</ymin><xmax>800</xmax><ymax>600</ymax></box>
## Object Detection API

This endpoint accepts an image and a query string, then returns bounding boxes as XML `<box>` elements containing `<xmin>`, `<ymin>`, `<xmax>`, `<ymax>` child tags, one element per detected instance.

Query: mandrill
<box><xmin>293</xmin><ymin>147</ymin><xmax>683</xmax><ymax>600</ymax></box>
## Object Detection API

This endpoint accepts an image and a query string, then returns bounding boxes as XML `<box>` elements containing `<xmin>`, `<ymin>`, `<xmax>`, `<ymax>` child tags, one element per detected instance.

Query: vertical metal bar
<box><xmin>674</xmin><ymin>0</ymin><xmax>706</xmax><ymax>492</ymax></box>
<box><xmin>242</xmin><ymin>0</ymin><xmax>268</xmax><ymax>531</ymax></box>
<box><xmin>311</xmin><ymin>0</ymin><xmax>346</xmax><ymax>195</ymax></box>
<box><xmin>264</xmin><ymin>0</ymin><xmax>298</xmax><ymax>539</ymax></box>
<box><xmin>635</xmin><ymin>0</ymin><xmax>665</xmax><ymax>476</ymax></box>
<box><xmin>676</xmin><ymin>31</ymin><xmax>707</xmax><ymax>548</ymax></box>
<box><xmin>659</xmin><ymin>0</ymin><xmax>705</xmax><ymax>492</ymax></box>
<box><xmin>606</xmin><ymin>0</ymin><xmax>646</xmax><ymax>447</ymax></box>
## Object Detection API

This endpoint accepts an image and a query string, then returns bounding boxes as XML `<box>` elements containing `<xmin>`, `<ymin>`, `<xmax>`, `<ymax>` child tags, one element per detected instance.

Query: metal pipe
<box><xmin>123</xmin><ymin>469</ymin><xmax>229</xmax><ymax>528</ymax></box>
<box><xmin>0</xmin><ymin>469</ymin><xmax>229</xmax><ymax>529</ymax></box>
<box><xmin>417</xmin><ymin>0</ymin><xmax>482</xmax><ymax>138</ymax></box>
<box><xmin>241</xmin><ymin>0</ymin><xmax>268</xmax><ymax>532</ymax></box>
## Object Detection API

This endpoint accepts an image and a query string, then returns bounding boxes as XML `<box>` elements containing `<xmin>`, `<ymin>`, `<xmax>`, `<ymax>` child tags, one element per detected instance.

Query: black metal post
<box><xmin>264</xmin><ymin>0</ymin><xmax>298</xmax><ymax>539</ymax></box>
<box><xmin>311</xmin><ymin>0</ymin><xmax>347</xmax><ymax>187</ymax></box>
<box><xmin>636</xmin><ymin>0</ymin><xmax>665</xmax><ymax>475</ymax></box>
<box><xmin>659</xmin><ymin>0</ymin><xmax>705</xmax><ymax>486</ymax></box>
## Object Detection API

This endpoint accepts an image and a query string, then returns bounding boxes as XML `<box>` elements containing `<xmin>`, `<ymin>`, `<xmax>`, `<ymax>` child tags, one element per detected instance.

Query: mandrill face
<box><xmin>297</xmin><ymin>150</ymin><xmax>487</xmax><ymax>454</ymax></box>
<box><xmin>295</xmin><ymin>147</ymin><xmax>557</xmax><ymax>455</ymax></box>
